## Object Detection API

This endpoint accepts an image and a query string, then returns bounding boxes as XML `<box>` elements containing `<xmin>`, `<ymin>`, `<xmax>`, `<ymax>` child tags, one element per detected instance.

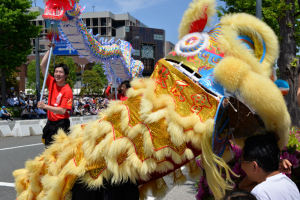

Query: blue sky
<box><xmin>33</xmin><ymin>0</ymin><xmax>225</xmax><ymax>44</ymax></box>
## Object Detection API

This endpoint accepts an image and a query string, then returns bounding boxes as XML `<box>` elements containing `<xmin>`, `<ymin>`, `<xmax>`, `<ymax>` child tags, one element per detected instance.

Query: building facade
<box><xmin>124</xmin><ymin>26</ymin><xmax>165</xmax><ymax>76</ymax></box>
<box><xmin>165</xmin><ymin>41</ymin><xmax>175</xmax><ymax>56</ymax></box>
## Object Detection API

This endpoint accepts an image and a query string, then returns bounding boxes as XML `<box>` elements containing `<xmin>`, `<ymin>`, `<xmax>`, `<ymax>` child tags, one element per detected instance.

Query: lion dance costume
<box><xmin>14</xmin><ymin>0</ymin><xmax>291</xmax><ymax>199</ymax></box>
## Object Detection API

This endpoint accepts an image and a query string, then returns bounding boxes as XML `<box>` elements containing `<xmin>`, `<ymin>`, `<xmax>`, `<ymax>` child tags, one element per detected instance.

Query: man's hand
<box><xmin>38</xmin><ymin>101</ymin><xmax>66</xmax><ymax>115</ymax></box>
<box><xmin>37</xmin><ymin>101</ymin><xmax>46</xmax><ymax>110</ymax></box>
<box><xmin>48</xmin><ymin>42</ymin><xmax>55</xmax><ymax>49</ymax></box>
<box><xmin>222</xmin><ymin>98</ymin><xmax>229</xmax><ymax>107</ymax></box>
<box><xmin>279</xmin><ymin>159</ymin><xmax>292</xmax><ymax>174</ymax></box>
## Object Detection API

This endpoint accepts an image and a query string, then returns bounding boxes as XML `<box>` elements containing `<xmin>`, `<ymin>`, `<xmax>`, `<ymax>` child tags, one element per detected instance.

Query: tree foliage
<box><xmin>92</xmin><ymin>63</ymin><xmax>108</xmax><ymax>86</ymax></box>
<box><xmin>219</xmin><ymin>0</ymin><xmax>300</xmax><ymax>126</ymax></box>
<box><xmin>26</xmin><ymin>60</ymin><xmax>43</xmax><ymax>94</ymax></box>
<box><xmin>0</xmin><ymin>0</ymin><xmax>41</xmax><ymax>70</ymax></box>
<box><xmin>80</xmin><ymin>63</ymin><xmax>107</xmax><ymax>96</ymax></box>
<box><xmin>6</xmin><ymin>72</ymin><xmax>20</xmax><ymax>93</ymax></box>
<box><xmin>0</xmin><ymin>0</ymin><xmax>40</xmax><ymax>104</ymax></box>
<box><xmin>218</xmin><ymin>0</ymin><xmax>299</xmax><ymax>47</ymax></box>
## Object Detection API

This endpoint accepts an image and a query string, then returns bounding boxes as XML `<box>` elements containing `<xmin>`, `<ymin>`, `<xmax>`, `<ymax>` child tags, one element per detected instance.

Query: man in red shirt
<box><xmin>37</xmin><ymin>48</ymin><xmax>73</xmax><ymax>146</ymax></box>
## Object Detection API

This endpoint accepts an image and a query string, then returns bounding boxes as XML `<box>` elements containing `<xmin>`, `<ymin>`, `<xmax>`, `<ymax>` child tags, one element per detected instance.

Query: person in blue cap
<box><xmin>0</xmin><ymin>106</ymin><xmax>13</xmax><ymax>121</ymax></box>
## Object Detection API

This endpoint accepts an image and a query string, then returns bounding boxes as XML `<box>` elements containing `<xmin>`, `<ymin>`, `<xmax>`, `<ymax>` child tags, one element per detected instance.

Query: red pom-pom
<box><xmin>189</xmin><ymin>7</ymin><xmax>208</xmax><ymax>33</ymax></box>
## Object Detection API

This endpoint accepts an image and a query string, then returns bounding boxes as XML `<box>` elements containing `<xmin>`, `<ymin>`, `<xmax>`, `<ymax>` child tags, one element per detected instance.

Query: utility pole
<box><xmin>256</xmin><ymin>0</ymin><xmax>262</xmax><ymax>19</ymax></box>
<box><xmin>35</xmin><ymin>37</ymin><xmax>40</xmax><ymax>101</ymax></box>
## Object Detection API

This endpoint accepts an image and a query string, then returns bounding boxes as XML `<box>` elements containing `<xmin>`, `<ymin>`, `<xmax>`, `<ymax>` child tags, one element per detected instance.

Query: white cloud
<box><xmin>113</xmin><ymin>0</ymin><xmax>165</xmax><ymax>12</ymax></box>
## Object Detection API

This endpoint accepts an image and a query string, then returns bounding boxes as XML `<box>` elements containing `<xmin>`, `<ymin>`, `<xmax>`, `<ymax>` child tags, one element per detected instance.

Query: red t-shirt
<box><xmin>46</xmin><ymin>74</ymin><xmax>73</xmax><ymax>121</ymax></box>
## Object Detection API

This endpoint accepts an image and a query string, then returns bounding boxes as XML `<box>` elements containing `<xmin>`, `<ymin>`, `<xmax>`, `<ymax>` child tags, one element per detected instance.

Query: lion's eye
<box><xmin>175</xmin><ymin>32</ymin><xmax>209</xmax><ymax>57</ymax></box>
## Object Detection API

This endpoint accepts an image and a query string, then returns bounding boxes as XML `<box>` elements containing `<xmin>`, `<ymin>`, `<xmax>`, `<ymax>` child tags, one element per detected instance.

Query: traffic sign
<box><xmin>53</xmin><ymin>39</ymin><xmax>78</xmax><ymax>56</ymax></box>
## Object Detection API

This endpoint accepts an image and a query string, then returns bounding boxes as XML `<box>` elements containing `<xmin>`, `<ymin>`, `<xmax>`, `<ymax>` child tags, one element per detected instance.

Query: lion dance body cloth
<box><xmin>14</xmin><ymin>0</ymin><xmax>291</xmax><ymax>199</ymax></box>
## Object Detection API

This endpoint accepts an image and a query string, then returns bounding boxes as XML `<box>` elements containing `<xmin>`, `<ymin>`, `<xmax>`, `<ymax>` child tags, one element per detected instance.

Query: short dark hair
<box><xmin>243</xmin><ymin>131</ymin><xmax>280</xmax><ymax>172</ymax></box>
<box><xmin>54</xmin><ymin>63</ymin><xmax>69</xmax><ymax>76</ymax></box>
<box><xmin>121</xmin><ymin>80</ymin><xmax>130</xmax><ymax>89</ymax></box>
<box><xmin>223</xmin><ymin>189</ymin><xmax>257</xmax><ymax>200</ymax></box>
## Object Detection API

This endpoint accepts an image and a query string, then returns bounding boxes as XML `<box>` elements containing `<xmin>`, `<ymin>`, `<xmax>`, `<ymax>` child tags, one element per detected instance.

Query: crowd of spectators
<box><xmin>2</xmin><ymin>91</ymin><xmax>47</xmax><ymax>120</ymax></box>
<box><xmin>72</xmin><ymin>96</ymin><xmax>109</xmax><ymax>116</ymax></box>
<box><xmin>0</xmin><ymin>90</ymin><xmax>110</xmax><ymax>121</ymax></box>
<box><xmin>0</xmin><ymin>81</ymin><xmax>132</xmax><ymax>121</ymax></box>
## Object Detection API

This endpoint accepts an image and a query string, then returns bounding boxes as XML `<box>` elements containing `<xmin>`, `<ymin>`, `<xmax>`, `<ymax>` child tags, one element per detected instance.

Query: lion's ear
<box><xmin>178</xmin><ymin>0</ymin><xmax>216</xmax><ymax>39</ymax></box>
<box><xmin>218</xmin><ymin>13</ymin><xmax>279</xmax><ymax>78</ymax></box>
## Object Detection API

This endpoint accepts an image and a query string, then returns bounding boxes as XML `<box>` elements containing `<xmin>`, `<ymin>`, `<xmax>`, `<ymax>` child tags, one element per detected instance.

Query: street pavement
<box><xmin>0</xmin><ymin>135</ymin><xmax>198</xmax><ymax>200</ymax></box>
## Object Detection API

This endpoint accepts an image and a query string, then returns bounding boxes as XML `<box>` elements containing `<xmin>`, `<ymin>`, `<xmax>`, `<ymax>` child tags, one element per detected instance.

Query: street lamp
<box><xmin>80</xmin><ymin>64</ymin><xmax>85</xmax><ymax>88</ymax></box>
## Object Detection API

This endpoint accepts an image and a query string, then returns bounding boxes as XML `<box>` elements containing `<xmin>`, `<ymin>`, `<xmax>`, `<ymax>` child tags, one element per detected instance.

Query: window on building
<box><xmin>112</xmin><ymin>19</ymin><xmax>125</xmax><ymax>28</ymax></box>
<box><xmin>154</xmin><ymin>34</ymin><xmax>164</xmax><ymax>41</ymax></box>
<box><xmin>39</xmin><ymin>21</ymin><xmax>43</xmax><ymax>26</ymax></box>
<box><xmin>86</xmin><ymin>18</ymin><xmax>90</xmax><ymax>26</ymax></box>
<box><xmin>142</xmin><ymin>58</ymin><xmax>155</xmax><ymax>76</ymax></box>
<box><xmin>112</xmin><ymin>29</ymin><xmax>116</xmax><ymax>37</ymax></box>
<box><xmin>101</xmin><ymin>27</ymin><xmax>106</xmax><ymax>36</ymax></box>
<box><xmin>101</xmin><ymin>18</ymin><xmax>106</xmax><ymax>26</ymax></box>
<box><xmin>93</xmin><ymin>28</ymin><xmax>98</xmax><ymax>35</ymax></box>
<box><xmin>93</xmin><ymin>18</ymin><xmax>98</xmax><ymax>26</ymax></box>
<box><xmin>141</xmin><ymin>45</ymin><xmax>154</xmax><ymax>59</ymax></box>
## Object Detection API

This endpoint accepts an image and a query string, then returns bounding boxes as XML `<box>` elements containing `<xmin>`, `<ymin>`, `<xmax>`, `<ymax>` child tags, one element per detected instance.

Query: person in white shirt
<box><xmin>239</xmin><ymin>132</ymin><xmax>300</xmax><ymax>200</ymax></box>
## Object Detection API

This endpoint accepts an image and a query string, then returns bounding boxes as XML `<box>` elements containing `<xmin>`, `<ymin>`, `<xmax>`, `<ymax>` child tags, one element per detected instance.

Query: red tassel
<box><xmin>189</xmin><ymin>7</ymin><xmax>208</xmax><ymax>33</ymax></box>
<box><xmin>47</xmin><ymin>32</ymin><xmax>53</xmax><ymax>41</ymax></box>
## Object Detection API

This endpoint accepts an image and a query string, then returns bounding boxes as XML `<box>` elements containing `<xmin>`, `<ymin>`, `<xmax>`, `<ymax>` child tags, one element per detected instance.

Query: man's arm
<box><xmin>279</xmin><ymin>159</ymin><xmax>292</xmax><ymax>174</ymax></box>
<box><xmin>105</xmin><ymin>82</ymin><xmax>112</xmax><ymax>97</ymax></box>
<box><xmin>1</xmin><ymin>111</ymin><xmax>8</xmax><ymax>116</ymax></box>
<box><xmin>37</xmin><ymin>101</ymin><xmax>67</xmax><ymax>115</ymax></box>
<box><xmin>40</xmin><ymin>49</ymin><xmax>50</xmax><ymax>77</ymax></box>
<box><xmin>40</xmin><ymin>43</ymin><xmax>54</xmax><ymax>77</ymax></box>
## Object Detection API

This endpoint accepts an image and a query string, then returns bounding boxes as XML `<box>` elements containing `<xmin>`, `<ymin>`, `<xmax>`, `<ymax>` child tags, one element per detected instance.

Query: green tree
<box><xmin>0</xmin><ymin>0</ymin><xmax>40</xmax><ymax>105</ymax></box>
<box><xmin>26</xmin><ymin>60</ymin><xmax>43</xmax><ymax>93</ymax></box>
<box><xmin>92</xmin><ymin>63</ymin><xmax>108</xmax><ymax>86</ymax></box>
<box><xmin>219</xmin><ymin>0</ymin><xmax>300</xmax><ymax>125</ymax></box>
<box><xmin>6</xmin><ymin>71</ymin><xmax>20</xmax><ymax>95</ymax></box>
<box><xmin>80</xmin><ymin>63</ymin><xmax>107</xmax><ymax>96</ymax></box>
